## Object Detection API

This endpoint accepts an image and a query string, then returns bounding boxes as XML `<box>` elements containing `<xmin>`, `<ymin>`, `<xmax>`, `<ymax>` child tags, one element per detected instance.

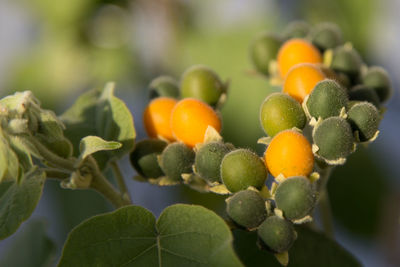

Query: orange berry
<box><xmin>265</xmin><ymin>130</ymin><xmax>314</xmax><ymax>178</ymax></box>
<box><xmin>277</xmin><ymin>38</ymin><xmax>322</xmax><ymax>78</ymax></box>
<box><xmin>171</xmin><ymin>98</ymin><xmax>221</xmax><ymax>147</ymax></box>
<box><xmin>283</xmin><ymin>63</ymin><xmax>326</xmax><ymax>103</ymax></box>
<box><xmin>143</xmin><ymin>97</ymin><xmax>177</xmax><ymax>141</ymax></box>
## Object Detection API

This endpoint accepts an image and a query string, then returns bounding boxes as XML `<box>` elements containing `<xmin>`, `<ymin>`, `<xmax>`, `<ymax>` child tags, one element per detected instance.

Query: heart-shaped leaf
<box><xmin>0</xmin><ymin>168</ymin><xmax>46</xmax><ymax>240</ymax></box>
<box><xmin>59</xmin><ymin>204</ymin><xmax>243</xmax><ymax>267</ymax></box>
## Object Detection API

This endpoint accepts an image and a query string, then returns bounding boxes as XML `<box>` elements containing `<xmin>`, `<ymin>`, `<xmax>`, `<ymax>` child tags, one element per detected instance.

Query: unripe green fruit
<box><xmin>180</xmin><ymin>65</ymin><xmax>224</xmax><ymax>106</ymax></box>
<box><xmin>221</xmin><ymin>149</ymin><xmax>268</xmax><ymax>193</ymax></box>
<box><xmin>306</xmin><ymin>79</ymin><xmax>348</xmax><ymax>119</ymax></box>
<box><xmin>275</xmin><ymin>176</ymin><xmax>316</xmax><ymax>220</ymax></box>
<box><xmin>195</xmin><ymin>141</ymin><xmax>233</xmax><ymax>183</ymax></box>
<box><xmin>226</xmin><ymin>190</ymin><xmax>267</xmax><ymax>229</ymax></box>
<box><xmin>282</xmin><ymin>20</ymin><xmax>310</xmax><ymax>40</ymax></box>
<box><xmin>347</xmin><ymin>102</ymin><xmax>380</xmax><ymax>142</ymax></box>
<box><xmin>349</xmin><ymin>85</ymin><xmax>380</xmax><ymax>108</ymax></box>
<box><xmin>313</xmin><ymin>117</ymin><xmax>354</xmax><ymax>162</ymax></box>
<box><xmin>330</xmin><ymin>45</ymin><xmax>362</xmax><ymax>82</ymax></box>
<box><xmin>362</xmin><ymin>66</ymin><xmax>393</xmax><ymax>103</ymax></box>
<box><xmin>160</xmin><ymin>142</ymin><xmax>195</xmax><ymax>181</ymax></box>
<box><xmin>149</xmin><ymin>76</ymin><xmax>179</xmax><ymax>99</ymax></box>
<box><xmin>130</xmin><ymin>139</ymin><xmax>167</xmax><ymax>178</ymax></box>
<box><xmin>249</xmin><ymin>33</ymin><xmax>282</xmax><ymax>75</ymax></box>
<box><xmin>260</xmin><ymin>92</ymin><xmax>306</xmax><ymax>137</ymax></box>
<box><xmin>258</xmin><ymin>216</ymin><xmax>296</xmax><ymax>253</ymax></box>
<box><xmin>310</xmin><ymin>22</ymin><xmax>343</xmax><ymax>51</ymax></box>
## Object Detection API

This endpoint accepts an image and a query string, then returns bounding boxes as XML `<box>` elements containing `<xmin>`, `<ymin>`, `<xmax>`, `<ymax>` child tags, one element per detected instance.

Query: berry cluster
<box><xmin>130</xmin><ymin>21</ymin><xmax>393</xmax><ymax>266</ymax></box>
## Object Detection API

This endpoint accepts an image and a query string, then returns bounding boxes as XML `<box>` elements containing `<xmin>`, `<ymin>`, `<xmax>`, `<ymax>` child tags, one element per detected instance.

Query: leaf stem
<box><xmin>41</xmin><ymin>168</ymin><xmax>70</xmax><ymax>180</ymax></box>
<box><xmin>111</xmin><ymin>161</ymin><xmax>132</xmax><ymax>203</ymax></box>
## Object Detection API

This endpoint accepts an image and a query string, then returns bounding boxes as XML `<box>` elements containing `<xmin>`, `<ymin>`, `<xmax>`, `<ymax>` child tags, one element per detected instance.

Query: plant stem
<box><xmin>316</xmin><ymin>166</ymin><xmax>334</xmax><ymax>238</ymax></box>
<box><xmin>41</xmin><ymin>168</ymin><xmax>70</xmax><ymax>180</ymax></box>
<box><xmin>111</xmin><ymin>161</ymin><xmax>132</xmax><ymax>203</ymax></box>
<box><xmin>28</xmin><ymin>136</ymin><xmax>75</xmax><ymax>171</ymax></box>
<box><xmin>88</xmin><ymin>157</ymin><xmax>131</xmax><ymax>208</ymax></box>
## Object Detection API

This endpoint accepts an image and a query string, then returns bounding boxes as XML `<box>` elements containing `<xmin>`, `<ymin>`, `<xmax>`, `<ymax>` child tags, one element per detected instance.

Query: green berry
<box><xmin>258</xmin><ymin>216</ymin><xmax>296</xmax><ymax>253</ymax></box>
<box><xmin>306</xmin><ymin>79</ymin><xmax>348</xmax><ymax>119</ymax></box>
<box><xmin>362</xmin><ymin>66</ymin><xmax>393</xmax><ymax>103</ymax></box>
<box><xmin>349</xmin><ymin>84</ymin><xmax>380</xmax><ymax>108</ymax></box>
<box><xmin>313</xmin><ymin>117</ymin><xmax>354</xmax><ymax>162</ymax></box>
<box><xmin>195</xmin><ymin>141</ymin><xmax>233</xmax><ymax>183</ymax></box>
<box><xmin>221</xmin><ymin>149</ymin><xmax>268</xmax><ymax>193</ymax></box>
<box><xmin>260</xmin><ymin>92</ymin><xmax>306</xmax><ymax>137</ymax></box>
<box><xmin>180</xmin><ymin>65</ymin><xmax>224</xmax><ymax>106</ymax></box>
<box><xmin>160</xmin><ymin>142</ymin><xmax>195</xmax><ymax>181</ymax></box>
<box><xmin>282</xmin><ymin>21</ymin><xmax>310</xmax><ymax>40</ymax></box>
<box><xmin>275</xmin><ymin>176</ymin><xmax>316</xmax><ymax>220</ymax></box>
<box><xmin>226</xmin><ymin>190</ymin><xmax>267</xmax><ymax>229</ymax></box>
<box><xmin>249</xmin><ymin>33</ymin><xmax>282</xmax><ymax>75</ymax></box>
<box><xmin>310</xmin><ymin>22</ymin><xmax>344</xmax><ymax>51</ymax></box>
<box><xmin>130</xmin><ymin>139</ymin><xmax>167</xmax><ymax>178</ymax></box>
<box><xmin>347</xmin><ymin>102</ymin><xmax>380</xmax><ymax>142</ymax></box>
<box><xmin>149</xmin><ymin>76</ymin><xmax>179</xmax><ymax>99</ymax></box>
<box><xmin>330</xmin><ymin>45</ymin><xmax>363</xmax><ymax>82</ymax></box>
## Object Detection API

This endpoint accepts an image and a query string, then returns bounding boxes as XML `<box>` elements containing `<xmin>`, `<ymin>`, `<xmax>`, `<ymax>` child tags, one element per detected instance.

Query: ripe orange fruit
<box><xmin>265</xmin><ymin>130</ymin><xmax>314</xmax><ymax>178</ymax></box>
<box><xmin>283</xmin><ymin>63</ymin><xmax>326</xmax><ymax>103</ymax></box>
<box><xmin>171</xmin><ymin>98</ymin><xmax>221</xmax><ymax>147</ymax></box>
<box><xmin>277</xmin><ymin>38</ymin><xmax>322</xmax><ymax>78</ymax></box>
<box><xmin>143</xmin><ymin>97</ymin><xmax>177</xmax><ymax>141</ymax></box>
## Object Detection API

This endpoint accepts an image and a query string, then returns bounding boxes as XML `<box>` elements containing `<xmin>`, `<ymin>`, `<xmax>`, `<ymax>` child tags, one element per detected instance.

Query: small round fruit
<box><xmin>312</xmin><ymin>117</ymin><xmax>354</xmax><ymax>161</ymax></box>
<box><xmin>310</xmin><ymin>22</ymin><xmax>343</xmax><ymax>51</ymax></box>
<box><xmin>362</xmin><ymin>66</ymin><xmax>393</xmax><ymax>103</ymax></box>
<box><xmin>305</xmin><ymin>79</ymin><xmax>348</xmax><ymax>119</ymax></box>
<box><xmin>130</xmin><ymin>139</ymin><xmax>167</xmax><ymax>178</ymax></box>
<box><xmin>180</xmin><ymin>65</ymin><xmax>224</xmax><ymax>106</ymax></box>
<box><xmin>277</xmin><ymin>38</ymin><xmax>322</xmax><ymax>78</ymax></box>
<box><xmin>349</xmin><ymin>84</ymin><xmax>380</xmax><ymax>108</ymax></box>
<box><xmin>283</xmin><ymin>63</ymin><xmax>326</xmax><ymax>103</ymax></box>
<box><xmin>281</xmin><ymin>20</ymin><xmax>310</xmax><ymax>40</ymax></box>
<box><xmin>275</xmin><ymin>176</ymin><xmax>316</xmax><ymax>220</ymax></box>
<box><xmin>160</xmin><ymin>142</ymin><xmax>195</xmax><ymax>181</ymax></box>
<box><xmin>258</xmin><ymin>216</ymin><xmax>296</xmax><ymax>253</ymax></box>
<box><xmin>143</xmin><ymin>97</ymin><xmax>177</xmax><ymax>141</ymax></box>
<box><xmin>259</xmin><ymin>92</ymin><xmax>306</xmax><ymax>137</ymax></box>
<box><xmin>195</xmin><ymin>141</ymin><xmax>233</xmax><ymax>182</ymax></box>
<box><xmin>226</xmin><ymin>190</ymin><xmax>267</xmax><ymax>229</ymax></box>
<box><xmin>221</xmin><ymin>149</ymin><xmax>268</xmax><ymax>193</ymax></box>
<box><xmin>149</xmin><ymin>76</ymin><xmax>179</xmax><ymax>99</ymax></box>
<box><xmin>347</xmin><ymin>102</ymin><xmax>380</xmax><ymax>142</ymax></box>
<box><xmin>330</xmin><ymin>45</ymin><xmax>362</xmax><ymax>82</ymax></box>
<box><xmin>265</xmin><ymin>130</ymin><xmax>314</xmax><ymax>178</ymax></box>
<box><xmin>171</xmin><ymin>98</ymin><xmax>221</xmax><ymax>147</ymax></box>
<box><xmin>249</xmin><ymin>33</ymin><xmax>282</xmax><ymax>75</ymax></box>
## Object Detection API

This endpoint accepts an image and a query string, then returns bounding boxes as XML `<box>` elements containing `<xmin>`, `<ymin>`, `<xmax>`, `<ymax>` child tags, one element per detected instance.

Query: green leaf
<box><xmin>61</xmin><ymin>83</ymin><xmax>135</xmax><ymax>169</ymax></box>
<box><xmin>0</xmin><ymin>168</ymin><xmax>46</xmax><ymax>240</ymax></box>
<box><xmin>233</xmin><ymin>227</ymin><xmax>361</xmax><ymax>267</ymax></box>
<box><xmin>59</xmin><ymin>204</ymin><xmax>243</xmax><ymax>267</ymax></box>
<box><xmin>0</xmin><ymin>220</ymin><xmax>56</xmax><ymax>267</ymax></box>
<box><xmin>78</xmin><ymin>136</ymin><xmax>121</xmax><ymax>164</ymax></box>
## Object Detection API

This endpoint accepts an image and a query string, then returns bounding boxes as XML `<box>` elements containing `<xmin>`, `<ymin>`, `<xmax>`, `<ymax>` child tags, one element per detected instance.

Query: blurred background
<box><xmin>0</xmin><ymin>0</ymin><xmax>399</xmax><ymax>266</ymax></box>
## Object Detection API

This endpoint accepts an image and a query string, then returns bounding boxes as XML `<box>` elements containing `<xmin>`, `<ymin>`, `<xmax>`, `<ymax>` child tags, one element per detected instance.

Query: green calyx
<box><xmin>281</xmin><ymin>20</ymin><xmax>310</xmax><ymax>40</ymax></box>
<box><xmin>194</xmin><ymin>141</ymin><xmax>233</xmax><ymax>183</ymax></box>
<box><xmin>250</xmin><ymin>33</ymin><xmax>282</xmax><ymax>75</ymax></box>
<box><xmin>348</xmin><ymin>84</ymin><xmax>380</xmax><ymax>108</ymax></box>
<box><xmin>260</xmin><ymin>92</ymin><xmax>306</xmax><ymax>137</ymax></box>
<box><xmin>221</xmin><ymin>149</ymin><xmax>268</xmax><ymax>193</ymax></box>
<box><xmin>275</xmin><ymin>176</ymin><xmax>316</xmax><ymax>220</ymax></box>
<box><xmin>160</xmin><ymin>142</ymin><xmax>195</xmax><ymax>181</ymax></box>
<box><xmin>149</xmin><ymin>75</ymin><xmax>180</xmax><ymax>99</ymax></box>
<box><xmin>347</xmin><ymin>102</ymin><xmax>380</xmax><ymax>142</ymax></box>
<box><xmin>330</xmin><ymin>44</ymin><xmax>363</xmax><ymax>81</ymax></box>
<box><xmin>130</xmin><ymin>139</ymin><xmax>167</xmax><ymax>178</ymax></box>
<box><xmin>226</xmin><ymin>189</ymin><xmax>267</xmax><ymax>229</ymax></box>
<box><xmin>258</xmin><ymin>215</ymin><xmax>296</xmax><ymax>253</ymax></box>
<box><xmin>310</xmin><ymin>22</ymin><xmax>343</xmax><ymax>51</ymax></box>
<box><xmin>362</xmin><ymin>66</ymin><xmax>393</xmax><ymax>103</ymax></box>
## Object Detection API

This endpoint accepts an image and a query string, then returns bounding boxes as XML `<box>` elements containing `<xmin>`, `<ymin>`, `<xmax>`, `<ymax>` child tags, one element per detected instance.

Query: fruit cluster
<box><xmin>130</xmin><ymin>21</ymin><xmax>393</xmax><ymax>266</ymax></box>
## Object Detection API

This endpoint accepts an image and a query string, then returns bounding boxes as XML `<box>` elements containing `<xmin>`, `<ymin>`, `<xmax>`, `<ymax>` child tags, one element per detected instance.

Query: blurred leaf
<box><xmin>59</xmin><ymin>204</ymin><xmax>242</xmax><ymax>267</ymax></box>
<box><xmin>233</xmin><ymin>226</ymin><xmax>360</xmax><ymax>267</ymax></box>
<box><xmin>0</xmin><ymin>220</ymin><xmax>56</xmax><ymax>267</ymax></box>
<box><xmin>0</xmin><ymin>168</ymin><xmax>45</xmax><ymax>240</ymax></box>
<box><xmin>328</xmin><ymin>146</ymin><xmax>389</xmax><ymax>237</ymax></box>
